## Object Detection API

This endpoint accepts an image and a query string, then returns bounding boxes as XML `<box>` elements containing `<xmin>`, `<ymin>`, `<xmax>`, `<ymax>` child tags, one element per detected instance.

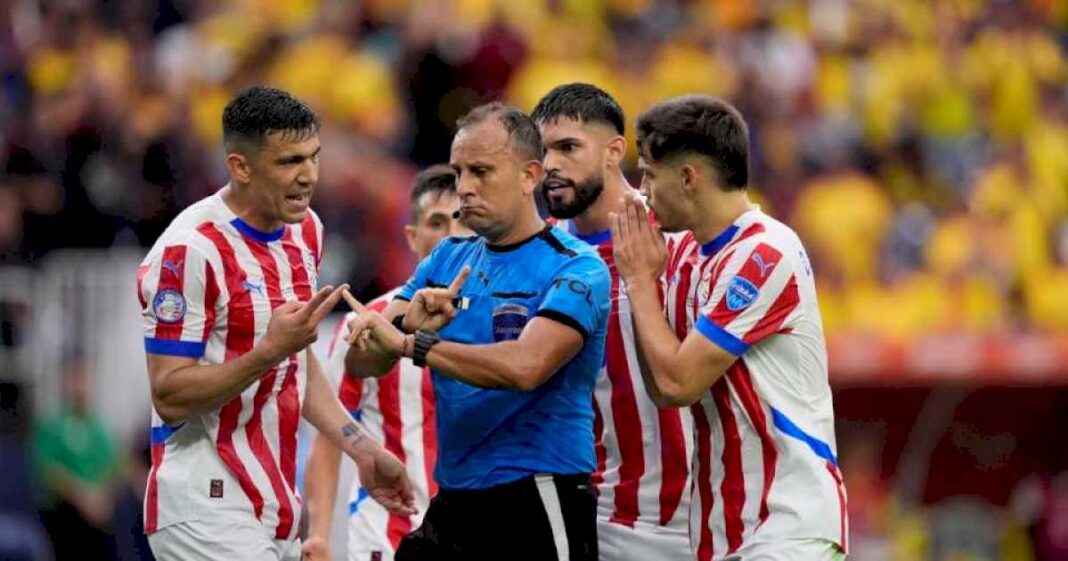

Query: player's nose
<box><xmin>298</xmin><ymin>159</ymin><xmax>318</xmax><ymax>187</ymax></box>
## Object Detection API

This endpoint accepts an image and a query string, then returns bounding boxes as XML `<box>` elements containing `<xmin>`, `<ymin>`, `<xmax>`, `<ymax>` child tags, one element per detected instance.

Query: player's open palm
<box><xmin>357</xmin><ymin>446</ymin><xmax>418</xmax><ymax>516</ymax></box>
<box><xmin>404</xmin><ymin>266</ymin><xmax>470</xmax><ymax>332</ymax></box>
<box><xmin>260</xmin><ymin>285</ymin><xmax>347</xmax><ymax>361</ymax></box>
<box><xmin>611</xmin><ymin>196</ymin><xmax>666</xmax><ymax>286</ymax></box>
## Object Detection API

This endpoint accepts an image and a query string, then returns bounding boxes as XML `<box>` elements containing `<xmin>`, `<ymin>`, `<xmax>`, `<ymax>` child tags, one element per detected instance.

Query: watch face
<box><xmin>413</xmin><ymin>330</ymin><xmax>438</xmax><ymax>366</ymax></box>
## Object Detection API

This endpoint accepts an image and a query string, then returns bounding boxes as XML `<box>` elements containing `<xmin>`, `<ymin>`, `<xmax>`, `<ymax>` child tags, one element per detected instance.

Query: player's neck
<box><xmin>569</xmin><ymin>170</ymin><xmax>634</xmax><ymax>235</ymax></box>
<box><xmin>488</xmin><ymin>205</ymin><xmax>545</xmax><ymax>247</ymax></box>
<box><xmin>221</xmin><ymin>183</ymin><xmax>283</xmax><ymax>233</ymax></box>
<box><xmin>691</xmin><ymin>189</ymin><xmax>754</xmax><ymax>247</ymax></box>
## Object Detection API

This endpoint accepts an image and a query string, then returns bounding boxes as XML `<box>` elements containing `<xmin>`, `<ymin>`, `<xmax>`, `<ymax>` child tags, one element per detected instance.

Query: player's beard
<box><xmin>542</xmin><ymin>173</ymin><xmax>604</xmax><ymax>219</ymax></box>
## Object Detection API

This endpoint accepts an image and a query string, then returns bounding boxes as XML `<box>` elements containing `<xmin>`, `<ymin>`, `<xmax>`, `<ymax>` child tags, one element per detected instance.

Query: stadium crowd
<box><xmin>2</xmin><ymin>0</ymin><xmax>1068</xmax><ymax>335</ymax></box>
<box><xmin>1</xmin><ymin>1</ymin><xmax>1067</xmax><ymax>561</ymax></box>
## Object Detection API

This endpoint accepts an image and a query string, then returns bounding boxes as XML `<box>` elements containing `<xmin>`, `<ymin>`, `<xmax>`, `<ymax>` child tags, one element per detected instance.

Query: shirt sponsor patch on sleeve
<box><xmin>152</xmin><ymin>289</ymin><xmax>187</xmax><ymax>324</ymax></box>
<box><xmin>726</xmin><ymin>276</ymin><xmax>759</xmax><ymax>311</ymax></box>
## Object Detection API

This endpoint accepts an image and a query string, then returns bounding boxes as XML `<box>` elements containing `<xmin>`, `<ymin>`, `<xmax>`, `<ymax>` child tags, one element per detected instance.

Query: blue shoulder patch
<box><xmin>726</xmin><ymin>276</ymin><xmax>759</xmax><ymax>311</ymax></box>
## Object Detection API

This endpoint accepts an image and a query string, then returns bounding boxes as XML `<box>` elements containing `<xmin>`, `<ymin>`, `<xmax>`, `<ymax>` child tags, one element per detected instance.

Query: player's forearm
<box><xmin>626</xmin><ymin>279</ymin><xmax>699</xmax><ymax>406</ymax></box>
<box><xmin>304</xmin><ymin>432</ymin><xmax>343</xmax><ymax>540</ymax></box>
<box><xmin>425</xmin><ymin>340</ymin><xmax>549</xmax><ymax>391</ymax></box>
<box><xmin>303</xmin><ymin>359</ymin><xmax>384</xmax><ymax>462</ymax></box>
<box><xmin>150</xmin><ymin>345</ymin><xmax>280</xmax><ymax>425</ymax></box>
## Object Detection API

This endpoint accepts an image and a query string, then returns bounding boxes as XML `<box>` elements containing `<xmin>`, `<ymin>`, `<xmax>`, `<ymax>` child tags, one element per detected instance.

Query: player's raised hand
<box><xmin>341</xmin><ymin>289</ymin><xmax>406</xmax><ymax>356</ymax></box>
<box><xmin>404</xmin><ymin>266</ymin><xmax>471</xmax><ymax>332</ymax></box>
<box><xmin>260</xmin><ymin>284</ymin><xmax>348</xmax><ymax>363</ymax></box>
<box><xmin>610</xmin><ymin>195</ymin><xmax>666</xmax><ymax>286</ymax></box>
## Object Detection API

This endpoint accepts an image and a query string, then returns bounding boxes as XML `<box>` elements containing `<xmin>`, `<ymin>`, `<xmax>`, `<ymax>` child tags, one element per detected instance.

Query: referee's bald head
<box><xmin>456</xmin><ymin>102</ymin><xmax>545</xmax><ymax>163</ymax></box>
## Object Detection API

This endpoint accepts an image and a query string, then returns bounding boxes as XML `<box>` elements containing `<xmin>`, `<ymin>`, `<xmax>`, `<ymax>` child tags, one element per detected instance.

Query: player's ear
<box><xmin>403</xmin><ymin>224</ymin><xmax>418</xmax><ymax>254</ymax></box>
<box><xmin>226</xmin><ymin>152</ymin><xmax>253</xmax><ymax>185</ymax></box>
<box><xmin>605</xmin><ymin>135</ymin><xmax>627</xmax><ymax>169</ymax></box>
<box><xmin>680</xmin><ymin>163</ymin><xmax>698</xmax><ymax>195</ymax></box>
<box><xmin>521</xmin><ymin>159</ymin><xmax>544</xmax><ymax>196</ymax></box>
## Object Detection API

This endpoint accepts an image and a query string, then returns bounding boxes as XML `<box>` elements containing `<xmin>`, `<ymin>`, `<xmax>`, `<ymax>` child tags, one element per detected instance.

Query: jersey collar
<box><xmin>566</xmin><ymin>221</ymin><xmax>612</xmax><ymax>246</ymax></box>
<box><xmin>486</xmin><ymin>223</ymin><xmax>551</xmax><ymax>253</ymax></box>
<box><xmin>699</xmin><ymin>207</ymin><xmax>762</xmax><ymax>257</ymax></box>
<box><xmin>231</xmin><ymin>217</ymin><xmax>285</xmax><ymax>242</ymax></box>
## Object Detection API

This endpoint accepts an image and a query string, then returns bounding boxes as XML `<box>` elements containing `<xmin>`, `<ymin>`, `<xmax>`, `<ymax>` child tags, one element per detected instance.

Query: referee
<box><xmin>342</xmin><ymin>102</ymin><xmax>610</xmax><ymax>561</ymax></box>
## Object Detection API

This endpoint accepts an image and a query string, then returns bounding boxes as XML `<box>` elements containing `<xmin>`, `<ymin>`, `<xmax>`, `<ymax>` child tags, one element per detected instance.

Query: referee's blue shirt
<box><xmin>398</xmin><ymin>224</ymin><xmax>611</xmax><ymax>490</ymax></box>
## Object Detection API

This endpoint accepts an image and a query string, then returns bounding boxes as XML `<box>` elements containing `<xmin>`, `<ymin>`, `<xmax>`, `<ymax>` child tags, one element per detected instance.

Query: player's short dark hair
<box><xmin>456</xmin><ymin>102</ymin><xmax>545</xmax><ymax>162</ymax></box>
<box><xmin>636</xmin><ymin>95</ymin><xmax>749</xmax><ymax>190</ymax></box>
<box><xmin>531</xmin><ymin>83</ymin><xmax>625</xmax><ymax>135</ymax></box>
<box><xmin>410</xmin><ymin>164</ymin><xmax>457</xmax><ymax>223</ymax></box>
<box><xmin>222</xmin><ymin>85</ymin><xmax>320</xmax><ymax>153</ymax></box>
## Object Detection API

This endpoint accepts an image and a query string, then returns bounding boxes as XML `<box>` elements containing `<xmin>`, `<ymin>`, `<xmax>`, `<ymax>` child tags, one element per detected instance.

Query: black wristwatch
<box><xmin>412</xmin><ymin>329</ymin><xmax>440</xmax><ymax>367</ymax></box>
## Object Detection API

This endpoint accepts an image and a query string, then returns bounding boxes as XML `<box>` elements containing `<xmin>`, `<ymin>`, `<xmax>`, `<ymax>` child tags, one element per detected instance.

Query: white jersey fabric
<box><xmin>138</xmin><ymin>189</ymin><xmax>323</xmax><ymax>543</ymax></box>
<box><xmin>662</xmin><ymin>208</ymin><xmax>847</xmax><ymax>560</ymax></box>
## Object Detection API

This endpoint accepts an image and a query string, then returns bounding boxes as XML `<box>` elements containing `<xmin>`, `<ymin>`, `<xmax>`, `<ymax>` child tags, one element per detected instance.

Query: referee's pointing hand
<box><xmin>404</xmin><ymin>266</ymin><xmax>471</xmax><ymax>332</ymax></box>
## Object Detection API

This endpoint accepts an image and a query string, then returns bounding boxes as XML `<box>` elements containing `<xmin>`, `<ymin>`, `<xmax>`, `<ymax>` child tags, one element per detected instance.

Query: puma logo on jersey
<box><xmin>243</xmin><ymin>279</ymin><xmax>264</xmax><ymax>295</ymax></box>
<box><xmin>751</xmin><ymin>253</ymin><xmax>776</xmax><ymax>278</ymax></box>
<box><xmin>161</xmin><ymin>260</ymin><xmax>182</xmax><ymax>277</ymax></box>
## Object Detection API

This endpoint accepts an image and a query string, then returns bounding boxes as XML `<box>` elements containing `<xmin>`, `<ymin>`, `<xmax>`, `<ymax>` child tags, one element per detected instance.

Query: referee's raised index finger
<box><xmin>448</xmin><ymin>266</ymin><xmax>471</xmax><ymax>295</ymax></box>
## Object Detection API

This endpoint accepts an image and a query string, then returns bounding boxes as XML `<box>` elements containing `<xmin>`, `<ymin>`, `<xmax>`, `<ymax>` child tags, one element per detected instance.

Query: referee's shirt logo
<box><xmin>492</xmin><ymin>303</ymin><xmax>530</xmax><ymax>342</ymax></box>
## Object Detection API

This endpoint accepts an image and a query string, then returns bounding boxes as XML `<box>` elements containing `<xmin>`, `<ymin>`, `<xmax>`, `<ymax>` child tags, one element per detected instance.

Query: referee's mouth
<box><xmin>460</xmin><ymin>206</ymin><xmax>484</xmax><ymax>217</ymax></box>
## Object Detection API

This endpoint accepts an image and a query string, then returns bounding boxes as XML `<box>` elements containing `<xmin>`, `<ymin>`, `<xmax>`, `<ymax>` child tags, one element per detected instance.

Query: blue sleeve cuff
<box><xmin>144</xmin><ymin>338</ymin><xmax>206</xmax><ymax>358</ymax></box>
<box><xmin>695</xmin><ymin>316</ymin><xmax>749</xmax><ymax>356</ymax></box>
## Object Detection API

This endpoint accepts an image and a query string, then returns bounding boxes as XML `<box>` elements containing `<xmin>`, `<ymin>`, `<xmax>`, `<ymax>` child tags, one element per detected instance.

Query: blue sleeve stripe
<box><xmin>771</xmin><ymin>407</ymin><xmax>838</xmax><ymax>466</ymax></box>
<box><xmin>144</xmin><ymin>338</ymin><xmax>206</xmax><ymax>358</ymax></box>
<box><xmin>150</xmin><ymin>422</ymin><xmax>185</xmax><ymax>444</ymax></box>
<box><xmin>695</xmin><ymin>316</ymin><xmax>749</xmax><ymax>355</ymax></box>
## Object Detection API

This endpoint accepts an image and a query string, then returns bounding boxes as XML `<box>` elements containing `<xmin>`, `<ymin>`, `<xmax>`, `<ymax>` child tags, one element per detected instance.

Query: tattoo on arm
<box><xmin>341</xmin><ymin>422</ymin><xmax>366</xmax><ymax>447</ymax></box>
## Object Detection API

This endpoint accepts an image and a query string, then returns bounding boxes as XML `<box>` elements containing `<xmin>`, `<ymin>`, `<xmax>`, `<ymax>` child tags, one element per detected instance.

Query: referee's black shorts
<box><xmin>395</xmin><ymin>473</ymin><xmax>597</xmax><ymax>561</ymax></box>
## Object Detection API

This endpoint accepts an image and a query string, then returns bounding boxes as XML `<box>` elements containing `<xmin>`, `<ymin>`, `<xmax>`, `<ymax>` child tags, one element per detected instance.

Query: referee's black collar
<box><xmin>486</xmin><ymin>223</ymin><xmax>552</xmax><ymax>253</ymax></box>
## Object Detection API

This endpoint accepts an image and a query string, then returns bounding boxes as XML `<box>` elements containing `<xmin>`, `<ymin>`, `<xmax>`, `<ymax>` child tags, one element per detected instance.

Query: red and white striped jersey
<box><xmin>663</xmin><ymin>208</ymin><xmax>848</xmax><ymax>560</ymax></box>
<box><xmin>324</xmin><ymin>288</ymin><xmax>437</xmax><ymax>557</ymax></box>
<box><xmin>553</xmin><ymin>221</ymin><xmax>692</xmax><ymax>535</ymax></box>
<box><xmin>136</xmin><ymin>189</ymin><xmax>323</xmax><ymax>541</ymax></box>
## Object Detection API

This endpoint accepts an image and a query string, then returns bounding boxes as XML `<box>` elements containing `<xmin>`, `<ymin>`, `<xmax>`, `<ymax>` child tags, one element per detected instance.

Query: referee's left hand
<box><xmin>404</xmin><ymin>266</ymin><xmax>471</xmax><ymax>332</ymax></box>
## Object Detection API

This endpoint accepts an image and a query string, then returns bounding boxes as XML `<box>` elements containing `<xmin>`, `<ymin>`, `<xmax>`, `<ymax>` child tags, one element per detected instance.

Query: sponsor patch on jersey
<box><xmin>152</xmin><ymin>289</ymin><xmax>187</xmax><ymax>324</ymax></box>
<box><xmin>492</xmin><ymin>303</ymin><xmax>529</xmax><ymax>342</ymax></box>
<box><xmin>726</xmin><ymin>276</ymin><xmax>759</xmax><ymax>311</ymax></box>
<box><xmin>209</xmin><ymin>479</ymin><xmax>224</xmax><ymax>498</ymax></box>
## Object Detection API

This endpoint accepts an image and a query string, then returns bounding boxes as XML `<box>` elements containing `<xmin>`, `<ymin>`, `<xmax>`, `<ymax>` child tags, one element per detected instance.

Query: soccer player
<box><xmin>531</xmin><ymin>83</ymin><xmax>692</xmax><ymax>560</ymax></box>
<box><xmin>136</xmin><ymin>85</ymin><xmax>414</xmax><ymax>561</ymax></box>
<box><xmin>302</xmin><ymin>165</ymin><xmax>470</xmax><ymax>561</ymax></box>
<box><xmin>610</xmin><ymin>95</ymin><xmax>848</xmax><ymax>560</ymax></box>
<box><xmin>342</xmin><ymin>102</ymin><xmax>611</xmax><ymax>561</ymax></box>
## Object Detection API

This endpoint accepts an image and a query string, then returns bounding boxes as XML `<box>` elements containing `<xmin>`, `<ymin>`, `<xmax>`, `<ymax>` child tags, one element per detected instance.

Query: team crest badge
<box><xmin>725</xmin><ymin>276</ymin><xmax>759</xmax><ymax>311</ymax></box>
<box><xmin>492</xmin><ymin>303</ymin><xmax>529</xmax><ymax>342</ymax></box>
<box><xmin>153</xmin><ymin>289</ymin><xmax>187</xmax><ymax>324</ymax></box>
